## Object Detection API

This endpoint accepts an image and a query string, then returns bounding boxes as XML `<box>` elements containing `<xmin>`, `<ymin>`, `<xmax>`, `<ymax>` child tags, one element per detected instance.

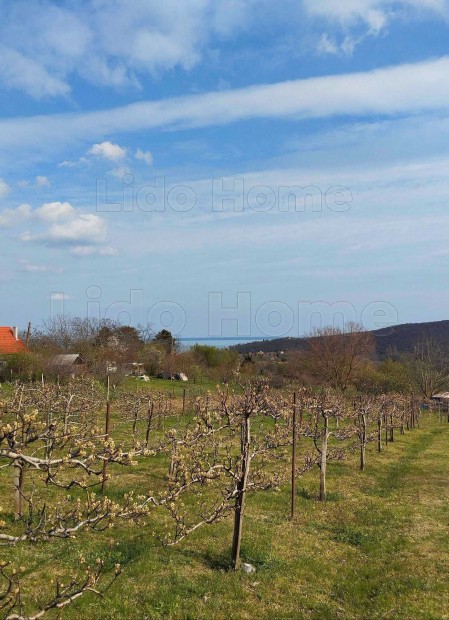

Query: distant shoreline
<box><xmin>177</xmin><ymin>337</ymin><xmax>277</xmax><ymax>350</ymax></box>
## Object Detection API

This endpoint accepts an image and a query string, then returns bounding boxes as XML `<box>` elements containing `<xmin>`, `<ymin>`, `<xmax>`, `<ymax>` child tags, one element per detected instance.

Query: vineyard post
<box><xmin>145</xmin><ymin>399</ymin><xmax>153</xmax><ymax>448</ymax></box>
<box><xmin>14</xmin><ymin>387</ymin><xmax>26</xmax><ymax>518</ymax></box>
<box><xmin>132</xmin><ymin>402</ymin><xmax>139</xmax><ymax>448</ymax></box>
<box><xmin>319</xmin><ymin>412</ymin><xmax>329</xmax><ymax>502</ymax></box>
<box><xmin>360</xmin><ymin>408</ymin><xmax>367</xmax><ymax>471</ymax></box>
<box><xmin>377</xmin><ymin>412</ymin><xmax>382</xmax><ymax>452</ymax></box>
<box><xmin>291</xmin><ymin>391</ymin><xmax>297</xmax><ymax>521</ymax></box>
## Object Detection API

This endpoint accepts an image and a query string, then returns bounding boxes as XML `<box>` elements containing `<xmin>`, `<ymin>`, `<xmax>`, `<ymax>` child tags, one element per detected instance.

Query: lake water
<box><xmin>178</xmin><ymin>337</ymin><xmax>273</xmax><ymax>350</ymax></box>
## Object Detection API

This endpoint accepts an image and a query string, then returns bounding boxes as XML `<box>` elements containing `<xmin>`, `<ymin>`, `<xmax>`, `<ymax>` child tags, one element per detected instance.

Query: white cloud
<box><xmin>70</xmin><ymin>245</ymin><xmax>118</xmax><ymax>257</ymax></box>
<box><xmin>22</xmin><ymin>263</ymin><xmax>47</xmax><ymax>272</ymax></box>
<box><xmin>0</xmin><ymin>1</ymin><xmax>254</xmax><ymax>98</ymax></box>
<box><xmin>35</xmin><ymin>201</ymin><xmax>75</xmax><ymax>222</ymax></box>
<box><xmin>303</xmin><ymin>0</ymin><xmax>448</xmax><ymax>27</ymax></box>
<box><xmin>49</xmin><ymin>293</ymin><xmax>71</xmax><ymax>301</ymax></box>
<box><xmin>110</xmin><ymin>166</ymin><xmax>131</xmax><ymax>180</ymax></box>
<box><xmin>19</xmin><ymin>260</ymin><xmax>63</xmax><ymax>273</ymax></box>
<box><xmin>304</xmin><ymin>0</ymin><xmax>449</xmax><ymax>53</ymax></box>
<box><xmin>0</xmin><ymin>1</ymin><xmax>447</xmax><ymax>99</ymax></box>
<box><xmin>52</xmin><ymin>213</ymin><xmax>106</xmax><ymax>244</ymax></box>
<box><xmin>4</xmin><ymin>56</ymin><xmax>449</xmax><ymax>158</ymax></box>
<box><xmin>35</xmin><ymin>175</ymin><xmax>50</xmax><ymax>188</ymax></box>
<box><xmin>0</xmin><ymin>178</ymin><xmax>11</xmax><ymax>198</ymax></box>
<box><xmin>135</xmin><ymin>148</ymin><xmax>154</xmax><ymax>167</ymax></box>
<box><xmin>89</xmin><ymin>141</ymin><xmax>127</xmax><ymax>161</ymax></box>
<box><xmin>0</xmin><ymin>203</ymin><xmax>31</xmax><ymax>228</ymax></box>
<box><xmin>317</xmin><ymin>32</ymin><xmax>362</xmax><ymax>56</ymax></box>
<box><xmin>317</xmin><ymin>34</ymin><xmax>339</xmax><ymax>55</ymax></box>
<box><xmin>0</xmin><ymin>45</ymin><xmax>71</xmax><ymax>99</ymax></box>
<box><xmin>58</xmin><ymin>157</ymin><xmax>89</xmax><ymax>168</ymax></box>
<box><xmin>21</xmin><ymin>213</ymin><xmax>107</xmax><ymax>245</ymax></box>
<box><xmin>4</xmin><ymin>197</ymin><xmax>112</xmax><ymax>257</ymax></box>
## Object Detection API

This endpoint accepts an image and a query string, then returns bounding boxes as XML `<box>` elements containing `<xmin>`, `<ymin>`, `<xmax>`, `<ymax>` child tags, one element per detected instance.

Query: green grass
<box><xmin>2</xmin><ymin>415</ymin><xmax>449</xmax><ymax>619</ymax></box>
<box><xmin>118</xmin><ymin>376</ymin><xmax>223</xmax><ymax>398</ymax></box>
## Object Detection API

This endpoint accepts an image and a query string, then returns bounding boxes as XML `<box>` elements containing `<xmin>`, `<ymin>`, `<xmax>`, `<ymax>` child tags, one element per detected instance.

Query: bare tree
<box><xmin>407</xmin><ymin>336</ymin><xmax>449</xmax><ymax>398</ymax></box>
<box><xmin>306</xmin><ymin>322</ymin><xmax>374</xmax><ymax>391</ymax></box>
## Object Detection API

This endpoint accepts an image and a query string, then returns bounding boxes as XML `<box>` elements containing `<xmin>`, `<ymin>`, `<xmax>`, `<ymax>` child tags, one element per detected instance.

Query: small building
<box><xmin>431</xmin><ymin>392</ymin><xmax>449</xmax><ymax>405</ymax></box>
<box><xmin>0</xmin><ymin>326</ymin><xmax>28</xmax><ymax>355</ymax></box>
<box><xmin>51</xmin><ymin>354</ymin><xmax>86</xmax><ymax>377</ymax></box>
<box><xmin>123</xmin><ymin>362</ymin><xmax>145</xmax><ymax>376</ymax></box>
<box><xmin>53</xmin><ymin>354</ymin><xmax>85</xmax><ymax>367</ymax></box>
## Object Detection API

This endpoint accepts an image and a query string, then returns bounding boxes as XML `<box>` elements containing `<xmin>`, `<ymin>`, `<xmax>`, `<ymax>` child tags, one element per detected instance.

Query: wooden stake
<box><xmin>360</xmin><ymin>410</ymin><xmax>367</xmax><ymax>471</ymax></box>
<box><xmin>377</xmin><ymin>415</ymin><xmax>382</xmax><ymax>453</ymax></box>
<box><xmin>291</xmin><ymin>391</ymin><xmax>297</xmax><ymax>521</ymax></box>
<box><xmin>145</xmin><ymin>400</ymin><xmax>153</xmax><ymax>448</ymax></box>
<box><xmin>319</xmin><ymin>414</ymin><xmax>329</xmax><ymax>502</ymax></box>
<box><xmin>25</xmin><ymin>322</ymin><xmax>31</xmax><ymax>347</ymax></box>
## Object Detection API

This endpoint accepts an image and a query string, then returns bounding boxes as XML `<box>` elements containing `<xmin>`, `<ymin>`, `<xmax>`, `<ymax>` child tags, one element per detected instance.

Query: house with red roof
<box><xmin>0</xmin><ymin>327</ymin><xmax>28</xmax><ymax>355</ymax></box>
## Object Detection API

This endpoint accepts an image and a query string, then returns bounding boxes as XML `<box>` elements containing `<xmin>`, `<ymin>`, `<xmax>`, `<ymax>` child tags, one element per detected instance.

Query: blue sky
<box><xmin>1</xmin><ymin>0</ymin><xmax>449</xmax><ymax>339</ymax></box>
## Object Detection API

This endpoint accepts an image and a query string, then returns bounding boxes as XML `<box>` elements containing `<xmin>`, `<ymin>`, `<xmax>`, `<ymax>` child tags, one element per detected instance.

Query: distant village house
<box><xmin>0</xmin><ymin>326</ymin><xmax>28</xmax><ymax>355</ymax></box>
<box><xmin>51</xmin><ymin>354</ymin><xmax>86</xmax><ymax>378</ymax></box>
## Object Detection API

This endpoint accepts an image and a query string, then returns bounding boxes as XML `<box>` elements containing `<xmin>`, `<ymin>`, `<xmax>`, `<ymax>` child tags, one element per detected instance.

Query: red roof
<box><xmin>0</xmin><ymin>327</ymin><xmax>27</xmax><ymax>354</ymax></box>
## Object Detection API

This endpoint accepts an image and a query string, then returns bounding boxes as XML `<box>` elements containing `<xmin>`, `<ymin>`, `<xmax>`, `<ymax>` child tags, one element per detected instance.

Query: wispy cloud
<box><xmin>0</xmin><ymin>203</ymin><xmax>31</xmax><ymax>227</ymax></box>
<box><xmin>3</xmin><ymin>56</ymin><xmax>449</xmax><ymax>162</ymax></box>
<box><xmin>0</xmin><ymin>178</ymin><xmax>11</xmax><ymax>198</ymax></box>
<box><xmin>18</xmin><ymin>260</ymin><xmax>63</xmax><ymax>274</ymax></box>
<box><xmin>304</xmin><ymin>0</ymin><xmax>449</xmax><ymax>29</ymax></box>
<box><xmin>135</xmin><ymin>148</ymin><xmax>154</xmax><ymax>166</ymax></box>
<box><xmin>49</xmin><ymin>293</ymin><xmax>72</xmax><ymax>301</ymax></box>
<box><xmin>35</xmin><ymin>175</ymin><xmax>50</xmax><ymax>188</ymax></box>
<box><xmin>70</xmin><ymin>245</ymin><xmax>118</xmax><ymax>257</ymax></box>
<box><xmin>0</xmin><ymin>1</ymin><xmax>255</xmax><ymax>98</ymax></box>
<box><xmin>0</xmin><ymin>45</ymin><xmax>71</xmax><ymax>99</ymax></box>
<box><xmin>305</xmin><ymin>0</ymin><xmax>449</xmax><ymax>53</ymax></box>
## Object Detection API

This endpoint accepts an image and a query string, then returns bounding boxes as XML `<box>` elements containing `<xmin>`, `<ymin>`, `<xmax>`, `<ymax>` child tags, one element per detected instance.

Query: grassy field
<box><xmin>119</xmin><ymin>376</ymin><xmax>221</xmax><ymax>396</ymax></box>
<box><xmin>2</xmin><ymin>408</ymin><xmax>449</xmax><ymax>619</ymax></box>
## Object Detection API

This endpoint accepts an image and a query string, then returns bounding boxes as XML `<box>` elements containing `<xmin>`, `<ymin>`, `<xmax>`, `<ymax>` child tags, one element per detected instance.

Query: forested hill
<box><xmin>231</xmin><ymin>320</ymin><xmax>449</xmax><ymax>359</ymax></box>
